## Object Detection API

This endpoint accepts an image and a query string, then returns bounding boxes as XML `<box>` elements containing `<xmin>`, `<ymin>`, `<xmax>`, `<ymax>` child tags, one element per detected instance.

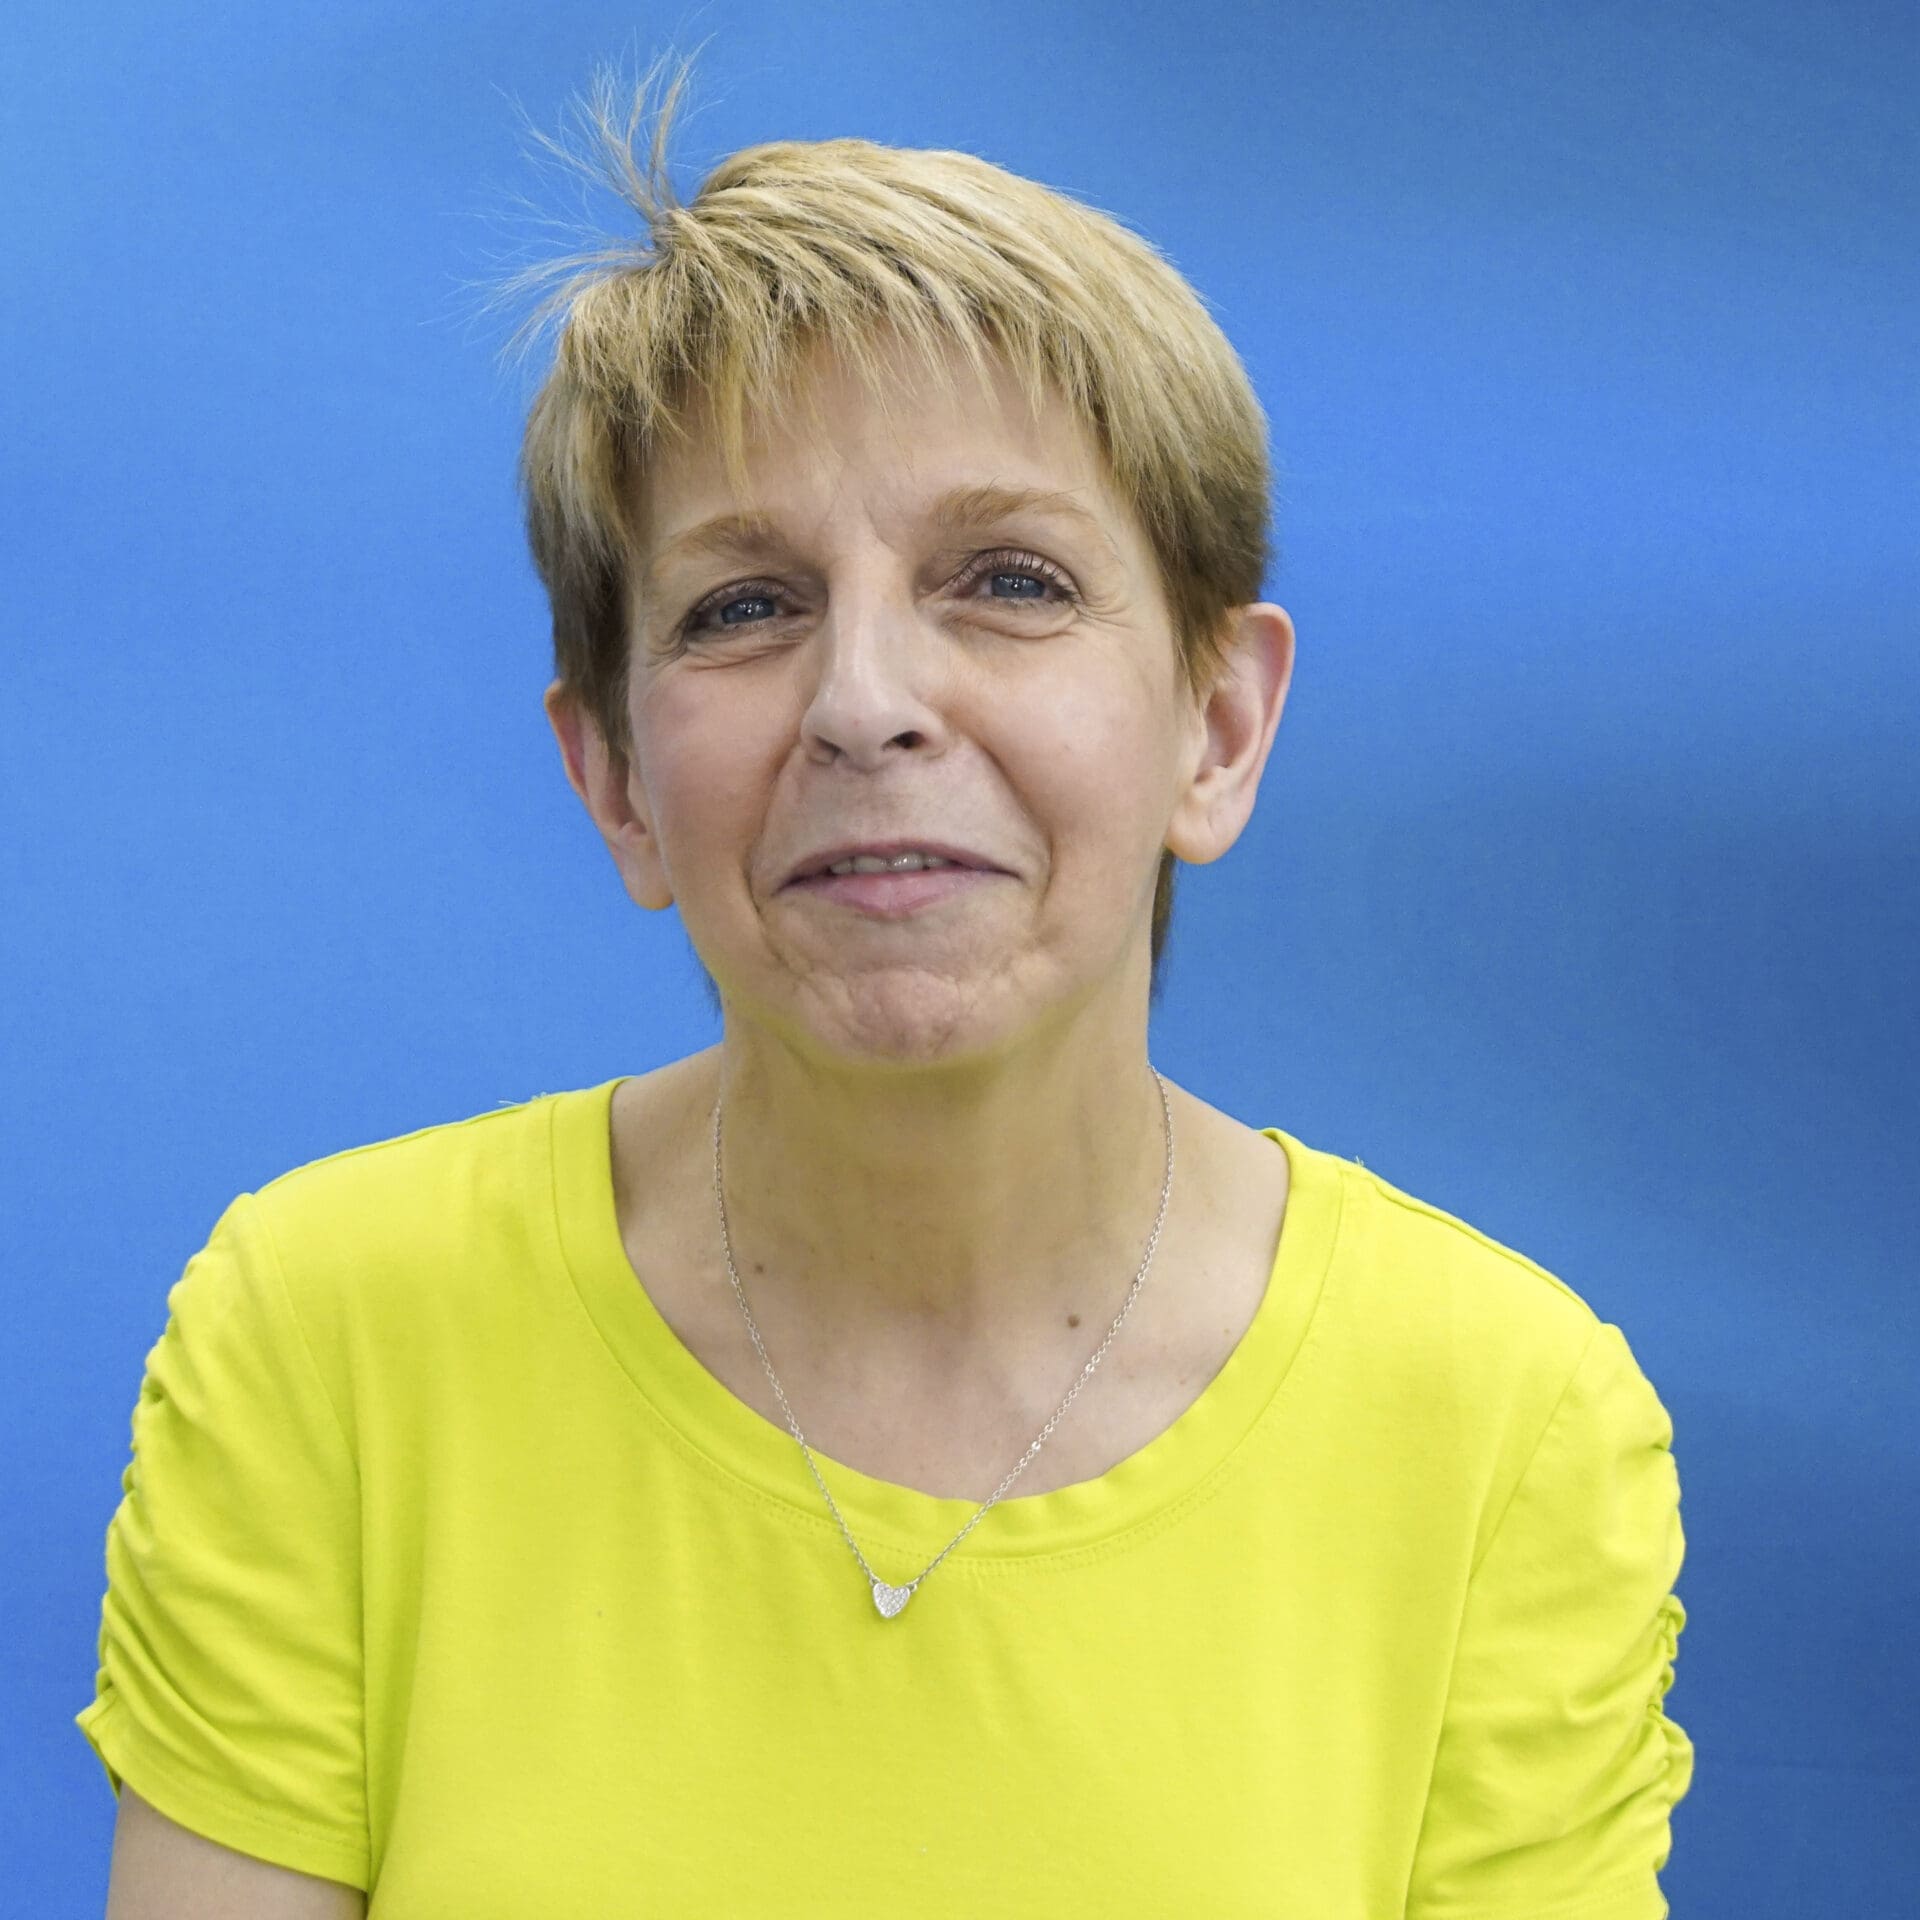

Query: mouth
<box><xmin>782</xmin><ymin>864</ymin><xmax>1005</xmax><ymax>919</ymax></box>
<box><xmin>782</xmin><ymin>841</ymin><xmax>1005</xmax><ymax>888</ymax></box>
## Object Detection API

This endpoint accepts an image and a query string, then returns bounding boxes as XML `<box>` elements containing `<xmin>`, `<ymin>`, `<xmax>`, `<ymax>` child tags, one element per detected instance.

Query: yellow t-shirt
<box><xmin>76</xmin><ymin>1076</ymin><xmax>1693</xmax><ymax>1917</ymax></box>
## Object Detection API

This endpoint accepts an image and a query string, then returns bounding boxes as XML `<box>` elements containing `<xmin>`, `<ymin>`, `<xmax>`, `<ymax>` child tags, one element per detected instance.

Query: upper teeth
<box><xmin>824</xmin><ymin>852</ymin><xmax>956</xmax><ymax>876</ymax></box>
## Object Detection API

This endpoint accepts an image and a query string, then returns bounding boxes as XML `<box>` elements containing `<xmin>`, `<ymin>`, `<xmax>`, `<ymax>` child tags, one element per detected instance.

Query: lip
<box><xmin>782</xmin><ymin>840</ymin><xmax>1003</xmax><ymax>887</ymax></box>
<box><xmin>783</xmin><ymin>866</ymin><xmax>1004</xmax><ymax>918</ymax></box>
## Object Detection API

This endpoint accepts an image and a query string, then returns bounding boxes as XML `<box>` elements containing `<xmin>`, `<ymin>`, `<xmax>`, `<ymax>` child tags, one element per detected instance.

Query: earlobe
<box><xmin>544</xmin><ymin>679</ymin><xmax>676</xmax><ymax>912</ymax></box>
<box><xmin>1164</xmin><ymin>604</ymin><xmax>1294</xmax><ymax>868</ymax></box>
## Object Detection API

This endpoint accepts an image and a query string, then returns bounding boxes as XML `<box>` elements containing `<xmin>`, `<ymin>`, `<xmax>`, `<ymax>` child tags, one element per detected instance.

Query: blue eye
<box><xmin>958</xmin><ymin>550</ymin><xmax>1080</xmax><ymax>607</ymax></box>
<box><xmin>699</xmin><ymin>587</ymin><xmax>781</xmax><ymax>631</ymax></box>
<box><xmin>675</xmin><ymin>548</ymin><xmax>1079</xmax><ymax>641</ymax></box>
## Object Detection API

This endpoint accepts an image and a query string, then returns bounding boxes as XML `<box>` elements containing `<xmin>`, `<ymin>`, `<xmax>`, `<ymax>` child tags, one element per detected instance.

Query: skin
<box><xmin>545</xmin><ymin>330</ymin><xmax>1295</xmax><ymax>1382</ymax></box>
<box><xmin>104</xmin><ymin>1784</ymin><xmax>364</xmax><ymax>1917</ymax></box>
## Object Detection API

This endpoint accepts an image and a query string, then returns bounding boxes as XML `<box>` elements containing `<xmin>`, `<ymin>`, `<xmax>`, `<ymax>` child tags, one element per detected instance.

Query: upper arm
<box><xmin>76</xmin><ymin>1193</ymin><xmax>371</xmax><ymax>1891</ymax></box>
<box><xmin>1406</xmin><ymin>1320</ymin><xmax>1694</xmax><ymax>1920</ymax></box>
<box><xmin>106</xmin><ymin>1786</ymin><xmax>366</xmax><ymax>1920</ymax></box>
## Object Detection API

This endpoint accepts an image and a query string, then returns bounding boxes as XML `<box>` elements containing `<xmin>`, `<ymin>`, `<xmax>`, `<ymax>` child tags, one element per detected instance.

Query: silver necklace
<box><xmin>710</xmin><ymin>1067</ymin><xmax>1175</xmax><ymax>1619</ymax></box>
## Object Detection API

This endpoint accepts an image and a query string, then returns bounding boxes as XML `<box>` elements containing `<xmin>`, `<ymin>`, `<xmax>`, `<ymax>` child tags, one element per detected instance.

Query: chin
<box><xmin>794</xmin><ymin>974</ymin><xmax>1028</xmax><ymax>1065</ymax></box>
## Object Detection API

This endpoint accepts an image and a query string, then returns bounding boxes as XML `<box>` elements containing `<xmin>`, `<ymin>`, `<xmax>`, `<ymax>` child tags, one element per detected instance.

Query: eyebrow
<box><xmin>639</xmin><ymin>482</ymin><xmax>1121</xmax><ymax>596</ymax></box>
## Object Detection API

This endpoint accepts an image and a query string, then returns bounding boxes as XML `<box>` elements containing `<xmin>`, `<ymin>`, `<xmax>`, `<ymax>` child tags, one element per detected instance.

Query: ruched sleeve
<box><xmin>73</xmin><ymin>1191</ymin><xmax>369</xmax><ymax>1889</ymax></box>
<box><xmin>1406</xmin><ymin>1319</ymin><xmax>1694</xmax><ymax>1920</ymax></box>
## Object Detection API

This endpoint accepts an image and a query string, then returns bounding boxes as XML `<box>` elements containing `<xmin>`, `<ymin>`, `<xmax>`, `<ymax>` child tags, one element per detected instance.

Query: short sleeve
<box><xmin>73</xmin><ymin>1191</ymin><xmax>370</xmax><ymax>1889</ymax></box>
<box><xmin>1406</xmin><ymin>1319</ymin><xmax>1694</xmax><ymax>1920</ymax></box>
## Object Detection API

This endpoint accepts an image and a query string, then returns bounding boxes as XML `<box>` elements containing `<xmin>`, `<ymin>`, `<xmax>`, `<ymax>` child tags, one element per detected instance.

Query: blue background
<box><xmin>8</xmin><ymin>2</ymin><xmax>1915</xmax><ymax>1912</ymax></box>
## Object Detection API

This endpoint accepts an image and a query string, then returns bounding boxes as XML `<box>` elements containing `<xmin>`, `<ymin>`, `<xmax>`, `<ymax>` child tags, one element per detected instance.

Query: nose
<box><xmin>798</xmin><ymin>572</ymin><xmax>951</xmax><ymax>771</ymax></box>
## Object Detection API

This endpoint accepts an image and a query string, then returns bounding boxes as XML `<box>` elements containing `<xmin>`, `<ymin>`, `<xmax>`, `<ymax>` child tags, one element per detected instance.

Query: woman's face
<box><xmin>606</xmin><ymin>334</ymin><xmax>1232</xmax><ymax>1068</ymax></box>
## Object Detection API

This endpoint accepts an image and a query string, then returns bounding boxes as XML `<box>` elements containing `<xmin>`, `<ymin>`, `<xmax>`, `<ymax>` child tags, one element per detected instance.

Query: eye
<box><xmin>952</xmin><ymin>548</ymin><xmax>1082</xmax><ymax>612</ymax></box>
<box><xmin>678</xmin><ymin>580</ymin><xmax>784</xmax><ymax>638</ymax></box>
<box><xmin>673</xmin><ymin>547</ymin><xmax>1080</xmax><ymax>642</ymax></box>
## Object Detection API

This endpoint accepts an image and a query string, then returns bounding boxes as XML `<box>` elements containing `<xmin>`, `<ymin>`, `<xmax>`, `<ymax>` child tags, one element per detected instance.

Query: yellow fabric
<box><xmin>77</xmin><ymin>1077</ymin><xmax>1693</xmax><ymax>1916</ymax></box>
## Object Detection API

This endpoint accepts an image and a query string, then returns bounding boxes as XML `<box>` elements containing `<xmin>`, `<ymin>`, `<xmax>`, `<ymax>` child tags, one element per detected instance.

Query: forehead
<box><xmin>634</xmin><ymin>335</ymin><xmax>1132</xmax><ymax>586</ymax></box>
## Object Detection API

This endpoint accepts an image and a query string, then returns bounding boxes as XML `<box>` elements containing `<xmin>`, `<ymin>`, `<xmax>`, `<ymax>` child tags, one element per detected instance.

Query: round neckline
<box><xmin>546</xmin><ymin>1074</ymin><xmax>1346</xmax><ymax>1562</ymax></box>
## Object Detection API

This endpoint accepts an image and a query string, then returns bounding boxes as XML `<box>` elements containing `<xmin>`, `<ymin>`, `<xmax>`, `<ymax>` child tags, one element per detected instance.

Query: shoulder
<box><xmin>1304</xmin><ymin>1146</ymin><xmax>1662</xmax><ymax>1513</ymax></box>
<box><xmin>230</xmin><ymin>1083</ymin><xmax>599</xmax><ymax>1414</ymax></box>
<box><xmin>252</xmin><ymin>1085</ymin><xmax>556</xmax><ymax>1225</ymax></box>
<box><xmin>1341</xmin><ymin>1150</ymin><xmax>1603</xmax><ymax>1350</ymax></box>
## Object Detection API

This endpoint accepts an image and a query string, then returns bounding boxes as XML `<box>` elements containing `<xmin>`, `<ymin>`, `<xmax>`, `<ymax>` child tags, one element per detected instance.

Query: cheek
<box><xmin>1018</xmin><ymin>684</ymin><xmax>1168</xmax><ymax>838</ymax></box>
<box><xmin>634</xmin><ymin>711</ymin><xmax>771</xmax><ymax>871</ymax></box>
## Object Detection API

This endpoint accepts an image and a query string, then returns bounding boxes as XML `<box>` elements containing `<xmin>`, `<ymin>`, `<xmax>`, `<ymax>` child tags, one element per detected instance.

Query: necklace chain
<box><xmin>710</xmin><ymin>1067</ymin><xmax>1175</xmax><ymax>1619</ymax></box>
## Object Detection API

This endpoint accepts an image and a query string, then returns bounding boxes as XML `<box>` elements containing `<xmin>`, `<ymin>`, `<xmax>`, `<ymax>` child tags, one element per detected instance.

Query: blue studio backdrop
<box><xmin>5</xmin><ymin>3</ymin><xmax>1915</xmax><ymax>1914</ymax></box>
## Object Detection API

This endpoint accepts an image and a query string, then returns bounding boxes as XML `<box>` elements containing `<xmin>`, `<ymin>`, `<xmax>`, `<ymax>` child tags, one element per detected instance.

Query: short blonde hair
<box><xmin>495</xmin><ymin>50</ymin><xmax>1277</xmax><ymax>999</ymax></box>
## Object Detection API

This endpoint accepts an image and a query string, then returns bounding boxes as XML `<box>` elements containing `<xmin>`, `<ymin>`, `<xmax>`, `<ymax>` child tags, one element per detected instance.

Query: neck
<box><xmin>688</xmin><ymin>1035</ymin><xmax>1176</xmax><ymax>1353</ymax></box>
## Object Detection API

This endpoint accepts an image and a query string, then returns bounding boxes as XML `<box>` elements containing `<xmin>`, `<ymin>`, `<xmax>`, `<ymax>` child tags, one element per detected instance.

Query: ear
<box><xmin>543</xmin><ymin>678</ymin><xmax>675</xmax><ymax>911</ymax></box>
<box><xmin>1163</xmin><ymin>605</ymin><xmax>1296</xmax><ymax>867</ymax></box>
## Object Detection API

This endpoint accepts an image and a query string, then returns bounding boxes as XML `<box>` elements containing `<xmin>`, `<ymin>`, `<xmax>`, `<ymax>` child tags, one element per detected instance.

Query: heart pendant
<box><xmin>872</xmin><ymin>1578</ymin><xmax>915</xmax><ymax>1618</ymax></box>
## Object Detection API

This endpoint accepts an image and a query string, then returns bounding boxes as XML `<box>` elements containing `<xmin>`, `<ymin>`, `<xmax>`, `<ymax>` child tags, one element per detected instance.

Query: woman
<box><xmin>78</xmin><ymin>58</ymin><xmax>1691</xmax><ymax>1917</ymax></box>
